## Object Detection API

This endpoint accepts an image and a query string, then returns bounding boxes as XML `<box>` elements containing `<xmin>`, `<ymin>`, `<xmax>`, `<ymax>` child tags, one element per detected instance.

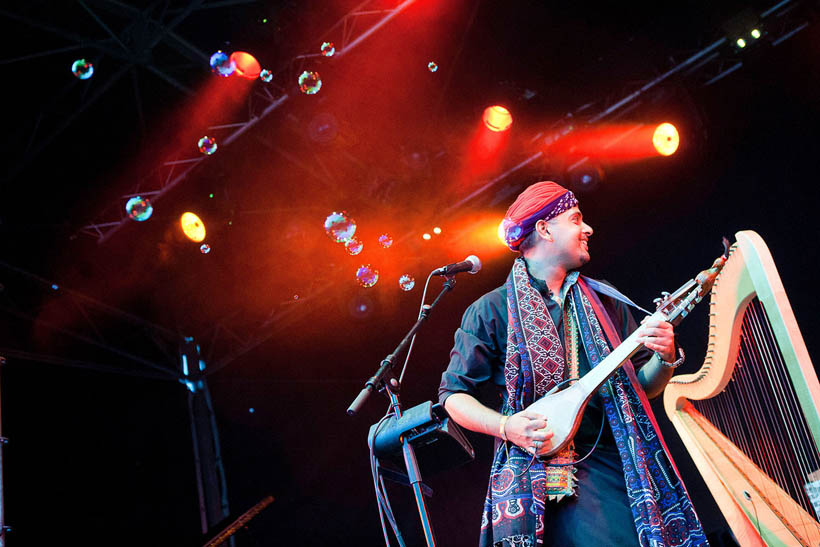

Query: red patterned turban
<box><xmin>501</xmin><ymin>181</ymin><xmax>578</xmax><ymax>251</ymax></box>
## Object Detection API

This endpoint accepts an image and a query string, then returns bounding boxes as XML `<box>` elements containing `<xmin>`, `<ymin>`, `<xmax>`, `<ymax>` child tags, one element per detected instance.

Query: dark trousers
<box><xmin>542</xmin><ymin>444</ymin><xmax>639</xmax><ymax>547</ymax></box>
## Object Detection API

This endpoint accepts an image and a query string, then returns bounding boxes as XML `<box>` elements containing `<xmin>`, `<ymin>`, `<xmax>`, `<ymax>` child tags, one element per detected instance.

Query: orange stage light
<box><xmin>482</xmin><ymin>106</ymin><xmax>513</xmax><ymax>132</ymax></box>
<box><xmin>230</xmin><ymin>51</ymin><xmax>261</xmax><ymax>80</ymax></box>
<box><xmin>452</xmin><ymin>215</ymin><xmax>515</xmax><ymax>258</ymax></box>
<box><xmin>181</xmin><ymin>212</ymin><xmax>206</xmax><ymax>242</ymax></box>
<box><xmin>653</xmin><ymin>123</ymin><xmax>680</xmax><ymax>156</ymax></box>
<box><xmin>497</xmin><ymin>220</ymin><xmax>508</xmax><ymax>246</ymax></box>
<box><xmin>422</xmin><ymin>233</ymin><xmax>431</xmax><ymax>240</ymax></box>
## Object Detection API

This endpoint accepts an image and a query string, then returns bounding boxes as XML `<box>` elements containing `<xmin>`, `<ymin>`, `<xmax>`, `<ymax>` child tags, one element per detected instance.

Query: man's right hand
<box><xmin>504</xmin><ymin>409</ymin><xmax>553</xmax><ymax>456</ymax></box>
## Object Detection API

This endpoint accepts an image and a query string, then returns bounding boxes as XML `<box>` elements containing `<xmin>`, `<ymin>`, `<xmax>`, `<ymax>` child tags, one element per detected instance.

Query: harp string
<box><xmin>692</xmin><ymin>298</ymin><xmax>820</xmax><ymax>524</ymax></box>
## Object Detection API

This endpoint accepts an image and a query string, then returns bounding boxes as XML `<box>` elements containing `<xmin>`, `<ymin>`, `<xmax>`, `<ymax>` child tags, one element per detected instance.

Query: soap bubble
<box><xmin>125</xmin><ymin>196</ymin><xmax>153</xmax><ymax>221</ymax></box>
<box><xmin>345</xmin><ymin>237</ymin><xmax>363</xmax><ymax>255</ymax></box>
<box><xmin>398</xmin><ymin>274</ymin><xmax>415</xmax><ymax>291</ymax></box>
<box><xmin>200</xmin><ymin>243</ymin><xmax>211</xmax><ymax>254</ymax></box>
<box><xmin>298</xmin><ymin>71</ymin><xmax>322</xmax><ymax>94</ymax></box>
<box><xmin>321</xmin><ymin>41</ymin><xmax>335</xmax><ymax>57</ymax></box>
<box><xmin>356</xmin><ymin>265</ymin><xmax>379</xmax><ymax>288</ymax></box>
<box><xmin>210</xmin><ymin>51</ymin><xmax>235</xmax><ymax>77</ymax></box>
<box><xmin>307</xmin><ymin>112</ymin><xmax>338</xmax><ymax>144</ymax></box>
<box><xmin>378</xmin><ymin>234</ymin><xmax>393</xmax><ymax>248</ymax></box>
<box><xmin>71</xmin><ymin>59</ymin><xmax>94</xmax><ymax>80</ymax></box>
<box><xmin>259</xmin><ymin>69</ymin><xmax>273</xmax><ymax>82</ymax></box>
<box><xmin>324</xmin><ymin>212</ymin><xmax>356</xmax><ymax>242</ymax></box>
<box><xmin>427</xmin><ymin>61</ymin><xmax>438</xmax><ymax>73</ymax></box>
<box><xmin>198</xmin><ymin>136</ymin><xmax>217</xmax><ymax>155</ymax></box>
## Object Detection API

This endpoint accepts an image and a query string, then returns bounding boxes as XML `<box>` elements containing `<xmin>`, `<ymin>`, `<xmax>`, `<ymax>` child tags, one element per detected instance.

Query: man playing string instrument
<box><xmin>438</xmin><ymin>181</ymin><xmax>707</xmax><ymax>546</ymax></box>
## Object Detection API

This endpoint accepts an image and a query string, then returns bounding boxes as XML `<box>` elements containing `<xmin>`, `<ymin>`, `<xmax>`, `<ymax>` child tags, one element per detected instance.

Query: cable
<box><xmin>398</xmin><ymin>270</ymin><xmax>436</xmax><ymax>384</ymax></box>
<box><xmin>369</xmin><ymin>412</ymin><xmax>407</xmax><ymax>547</ymax></box>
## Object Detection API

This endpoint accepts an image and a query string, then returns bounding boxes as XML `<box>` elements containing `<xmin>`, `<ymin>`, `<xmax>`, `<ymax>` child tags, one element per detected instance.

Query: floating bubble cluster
<box><xmin>259</xmin><ymin>69</ymin><xmax>273</xmax><ymax>82</ymax></box>
<box><xmin>378</xmin><ymin>234</ymin><xmax>393</xmax><ymax>248</ymax></box>
<box><xmin>356</xmin><ymin>265</ymin><xmax>379</xmax><ymax>288</ymax></box>
<box><xmin>210</xmin><ymin>51</ymin><xmax>235</xmax><ymax>77</ymax></box>
<box><xmin>72</xmin><ymin>59</ymin><xmax>94</xmax><ymax>80</ymax></box>
<box><xmin>398</xmin><ymin>274</ymin><xmax>415</xmax><ymax>291</ymax></box>
<box><xmin>298</xmin><ymin>71</ymin><xmax>322</xmax><ymax>94</ymax></box>
<box><xmin>125</xmin><ymin>196</ymin><xmax>153</xmax><ymax>221</ymax></box>
<box><xmin>321</xmin><ymin>41</ymin><xmax>335</xmax><ymax>57</ymax></box>
<box><xmin>200</xmin><ymin>243</ymin><xmax>211</xmax><ymax>254</ymax></box>
<box><xmin>324</xmin><ymin>212</ymin><xmax>356</xmax><ymax>242</ymax></box>
<box><xmin>427</xmin><ymin>61</ymin><xmax>438</xmax><ymax>73</ymax></box>
<box><xmin>198</xmin><ymin>136</ymin><xmax>217</xmax><ymax>155</ymax></box>
<box><xmin>345</xmin><ymin>237</ymin><xmax>363</xmax><ymax>255</ymax></box>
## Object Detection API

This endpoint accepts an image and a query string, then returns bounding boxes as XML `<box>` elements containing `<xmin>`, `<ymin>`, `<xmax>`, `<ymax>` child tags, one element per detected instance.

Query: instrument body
<box><xmin>663</xmin><ymin>230</ymin><xmax>820</xmax><ymax>546</ymax></box>
<box><xmin>527</xmin><ymin>323</ymin><xmax>648</xmax><ymax>456</ymax></box>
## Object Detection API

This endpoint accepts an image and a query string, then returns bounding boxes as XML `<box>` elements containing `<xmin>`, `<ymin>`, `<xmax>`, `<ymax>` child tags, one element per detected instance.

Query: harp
<box><xmin>663</xmin><ymin>230</ymin><xmax>820</xmax><ymax>546</ymax></box>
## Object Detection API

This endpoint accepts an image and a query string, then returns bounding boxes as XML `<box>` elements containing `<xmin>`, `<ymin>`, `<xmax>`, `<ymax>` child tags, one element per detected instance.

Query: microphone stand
<box><xmin>348</xmin><ymin>276</ymin><xmax>457</xmax><ymax>547</ymax></box>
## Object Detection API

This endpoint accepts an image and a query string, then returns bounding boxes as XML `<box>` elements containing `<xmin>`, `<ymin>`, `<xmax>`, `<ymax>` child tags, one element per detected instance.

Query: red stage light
<box><xmin>653</xmin><ymin>123</ymin><xmax>680</xmax><ymax>156</ymax></box>
<box><xmin>482</xmin><ymin>106</ymin><xmax>513</xmax><ymax>132</ymax></box>
<box><xmin>230</xmin><ymin>51</ymin><xmax>261</xmax><ymax>79</ymax></box>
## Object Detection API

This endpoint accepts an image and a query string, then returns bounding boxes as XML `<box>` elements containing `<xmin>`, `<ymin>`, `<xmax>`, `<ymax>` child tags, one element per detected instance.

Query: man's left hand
<box><xmin>637</xmin><ymin>317</ymin><xmax>676</xmax><ymax>363</ymax></box>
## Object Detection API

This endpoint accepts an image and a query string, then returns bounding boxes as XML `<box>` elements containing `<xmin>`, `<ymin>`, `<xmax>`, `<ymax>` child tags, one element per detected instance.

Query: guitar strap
<box><xmin>580</xmin><ymin>275</ymin><xmax>652</xmax><ymax>316</ymax></box>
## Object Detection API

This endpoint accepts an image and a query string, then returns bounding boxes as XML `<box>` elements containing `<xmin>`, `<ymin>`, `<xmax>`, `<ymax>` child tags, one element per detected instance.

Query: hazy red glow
<box><xmin>452</xmin><ymin>214</ymin><xmax>516</xmax><ymax>260</ymax></box>
<box><xmin>547</xmin><ymin>123</ymin><xmax>681</xmax><ymax>162</ymax></box>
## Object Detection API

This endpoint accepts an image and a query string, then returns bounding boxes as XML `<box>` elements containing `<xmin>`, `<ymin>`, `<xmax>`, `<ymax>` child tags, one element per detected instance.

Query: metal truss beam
<box><xmin>441</xmin><ymin>0</ymin><xmax>813</xmax><ymax>217</ymax></box>
<box><xmin>173</xmin><ymin>0</ymin><xmax>813</xmax><ymax>378</ymax></box>
<box><xmin>1</xmin><ymin>1</ymin><xmax>213</xmax><ymax>183</ymax></box>
<box><xmin>0</xmin><ymin>260</ymin><xmax>181</xmax><ymax>379</ymax></box>
<box><xmin>80</xmin><ymin>0</ymin><xmax>418</xmax><ymax>243</ymax></box>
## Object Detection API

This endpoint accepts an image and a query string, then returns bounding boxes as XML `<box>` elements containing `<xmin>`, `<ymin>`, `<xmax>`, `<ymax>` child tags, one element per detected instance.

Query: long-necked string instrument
<box><xmin>527</xmin><ymin>244</ymin><xmax>729</xmax><ymax>458</ymax></box>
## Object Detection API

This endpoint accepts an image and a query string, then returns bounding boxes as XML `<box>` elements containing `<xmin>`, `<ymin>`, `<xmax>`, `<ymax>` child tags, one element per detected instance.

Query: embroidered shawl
<box><xmin>479</xmin><ymin>258</ymin><xmax>707</xmax><ymax>547</ymax></box>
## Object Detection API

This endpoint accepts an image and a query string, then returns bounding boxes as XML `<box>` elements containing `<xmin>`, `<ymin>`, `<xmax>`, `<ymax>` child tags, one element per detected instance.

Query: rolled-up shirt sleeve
<box><xmin>438</xmin><ymin>288</ymin><xmax>507</xmax><ymax>406</ymax></box>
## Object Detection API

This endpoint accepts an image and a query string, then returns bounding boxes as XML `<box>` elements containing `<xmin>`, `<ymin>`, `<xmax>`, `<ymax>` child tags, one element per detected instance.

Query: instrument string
<box><xmin>745</xmin><ymin>302</ymin><xmax>812</xmax><ymax>520</ymax></box>
<box><xmin>720</xmin><ymin>383</ymin><xmax>763</xmax><ymax>490</ymax></box>
<box><xmin>747</xmin><ymin>302</ymin><xmax>813</xmax><ymax>486</ymax></box>
<box><xmin>690</xmin><ymin>297</ymin><xmax>820</xmax><ymax>538</ymax></box>
<box><xmin>747</xmin><ymin>300</ymin><xmax>820</xmax><ymax>531</ymax></box>
<box><xmin>735</xmin><ymin>337</ymin><xmax>800</xmax><ymax>518</ymax></box>
<box><xmin>752</xmin><ymin>300</ymin><xmax>820</xmax><ymax>476</ymax></box>
<box><xmin>713</xmin><ymin>388</ymin><xmax>752</xmax><ymax>476</ymax></box>
<box><xmin>733</xmin><ymin>340</ymin><xmax>791</xmax><ymax>510</ymax></box>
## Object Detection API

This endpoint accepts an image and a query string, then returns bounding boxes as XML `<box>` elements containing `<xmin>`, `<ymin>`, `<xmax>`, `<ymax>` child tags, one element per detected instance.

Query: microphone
<box><xmin>432</xmin><ymin>255</ymin><xmax>482</xmax><ymax>276</ymax></box>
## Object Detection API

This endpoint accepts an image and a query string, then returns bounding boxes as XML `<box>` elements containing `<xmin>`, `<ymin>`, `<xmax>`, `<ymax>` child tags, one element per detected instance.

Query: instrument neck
<box><xmin>576</xmin><ymin>313</ymin><xmax>661</xmax><ymax>395</ymax></box>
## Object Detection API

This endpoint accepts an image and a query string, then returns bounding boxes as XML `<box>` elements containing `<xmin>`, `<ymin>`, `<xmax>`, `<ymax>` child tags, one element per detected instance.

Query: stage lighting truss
<box><xmin>439</xmin><ymin>0</ymin><xmax>814</xmax><ymax>218</ymax></box>
<box><xmin>76</xmin><ymin>0</ymin><xmax>418</xmax><ymax>243</ymax></box>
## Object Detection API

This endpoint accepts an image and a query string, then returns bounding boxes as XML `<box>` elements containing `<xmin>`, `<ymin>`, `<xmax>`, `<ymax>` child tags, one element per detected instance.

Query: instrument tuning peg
<box><xmin>653</xmin><ymin>297</ymin><xmax>663</xmax><ymax>306</ymax></box>
<box><xmin>661</xmin><ymin>291</ymin><xmax>671</xmax><ymax>298</ymax></box>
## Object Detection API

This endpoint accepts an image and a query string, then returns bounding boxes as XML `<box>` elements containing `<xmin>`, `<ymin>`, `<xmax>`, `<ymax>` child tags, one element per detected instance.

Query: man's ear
<box><xmin>536</xmin><ymin>220</ymin><xmax>552</xmax><ymax>241</ymax></box>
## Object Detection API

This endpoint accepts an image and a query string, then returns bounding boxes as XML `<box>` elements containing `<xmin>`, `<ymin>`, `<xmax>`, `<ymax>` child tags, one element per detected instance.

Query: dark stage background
<box><xmin>1</xmin><ymin>1</ymin><xmax>819</xmax><ymax>545</ymax></box>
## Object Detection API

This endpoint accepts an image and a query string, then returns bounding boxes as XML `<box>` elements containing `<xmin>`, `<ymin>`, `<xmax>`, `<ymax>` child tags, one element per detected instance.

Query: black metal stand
<box><xmin>347</xmin><ymin>277</ymin><xmax>456</xmax><ymax>417</ymax></box>
<box><xmin>0</xmin><ymin>356</ymin><xmax>7</xmax><ymax>547</ymax></box>
<box><xmin>347</xmin><ymin>277</ymin><xmax>458</xmax><ymax>547</ymax></box>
